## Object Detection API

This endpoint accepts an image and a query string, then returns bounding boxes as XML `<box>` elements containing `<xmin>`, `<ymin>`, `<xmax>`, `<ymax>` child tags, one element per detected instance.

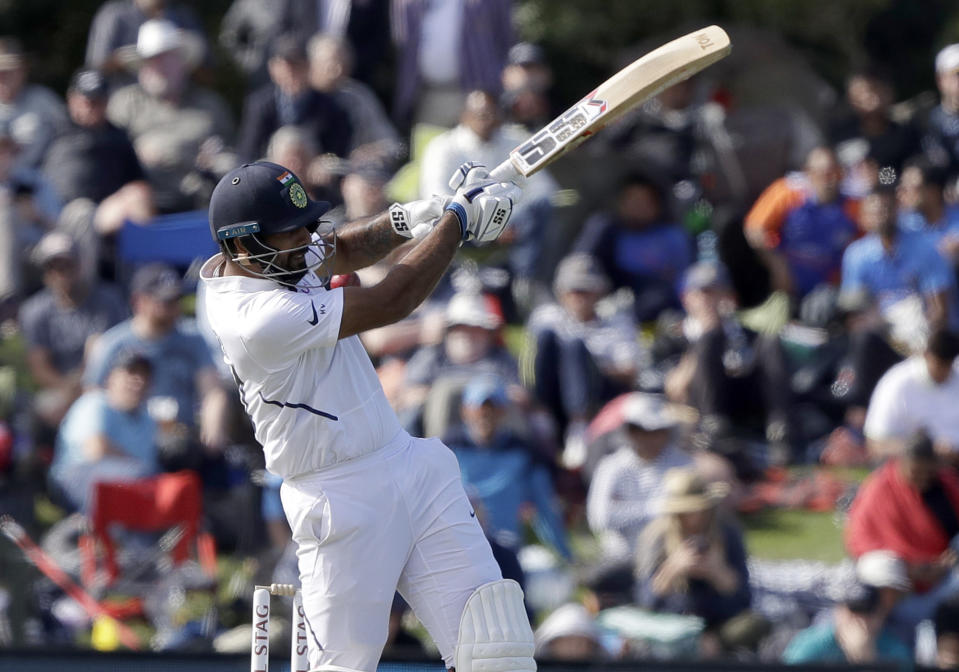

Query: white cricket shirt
<box><xmin>864</xmin><ymin>356</ymin><xmax>959</xmax><ymax>449</ymax></box>
<box><xmin>199</xmin><ymin>254</ymin><xmax>402</xmax><ymax>478</ymax></box>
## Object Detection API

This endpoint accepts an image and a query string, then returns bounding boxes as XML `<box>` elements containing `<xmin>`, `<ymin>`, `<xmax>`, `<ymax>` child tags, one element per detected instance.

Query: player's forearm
<box><xmin>332</xmin><ymin>212</ymin><xmax>408</xmax><ymax>274</ymax></box>
<box><xmin>382</xmin><ymin>215</ymin><xmax>461</xmax><ymax>318</ymax></box>
<box><xmin>337</xmin><ymin>214</ymin><xmax>461</xmax><ymax>338</ymax></box>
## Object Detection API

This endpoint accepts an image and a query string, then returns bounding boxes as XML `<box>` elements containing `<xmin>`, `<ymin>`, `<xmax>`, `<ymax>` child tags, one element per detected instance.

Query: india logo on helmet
<box><xmin>289</xmin><ymin>182</ymin><xmax>308</xmax><ymax>209</ymax></box>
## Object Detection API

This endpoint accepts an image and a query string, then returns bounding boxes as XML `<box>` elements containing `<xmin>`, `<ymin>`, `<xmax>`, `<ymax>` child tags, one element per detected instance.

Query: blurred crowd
<box><xmin>5</xmin><ymin>0</ymin><xmax>959</xmax><ymax>669</ymax></box>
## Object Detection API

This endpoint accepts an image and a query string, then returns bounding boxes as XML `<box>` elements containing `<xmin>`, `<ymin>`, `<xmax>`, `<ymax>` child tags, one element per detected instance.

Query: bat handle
<box><xmin>490</xmin><ymin>159</ymin><xmax>520</xmax><ymax>183</ymax></box>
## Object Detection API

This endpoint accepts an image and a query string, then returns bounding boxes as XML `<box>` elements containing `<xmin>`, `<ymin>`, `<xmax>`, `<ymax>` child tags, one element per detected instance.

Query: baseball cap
<box><xmin>462</xmin><ymin>375</ymin><xmax>508</xmax><ymax>407</ymax></box>
<box><xmin>137</xmin><ymin>19</ymin><xmax>185</xmax><ymax>60</ymax></box>
<box><xmin>621</xmin><ymin>392</ymin><xmax>677</xmax><ymax>431</ymax></box>
<box><xmin>0</xmin><ymin>38</ymin><xmax>25</xmax><ymax>71</ymax></box>
<box><xmin>31</xmin><ymin>231</ymin><xmax>76</xmax><ymax>267</ymax></box>
<box><xmin>445</xmin><ymin>292</ymin><xmax>503</xmax><ymax>329</ymax></box>
<box><xmin>856</xmin><ymin>550</ymin><xmax>911</xmax><ymax>592</ymax></box>
<box><xmin>125</xmin><ymin>19</ymin><xmax>203</xmax><ymax>71</ymax></box>
<box><xmin>553</xmin><ymin>253</ymin><xmax>610</xmax><ymax>295</ymax></box>
<box><xmin>508</xmin><ymin>42</ymin><xmax>546</xmax><ymax>67</ymax></box>
<box><xmin>130</xmin><ymin>263</ymin><xmax>182</xmax><ymax>301</ymax></box>
<box><xmin>937</xmin><ymin>44</ymin><xmax>959</xmax><ymax>74</ymax></box>
<box><xmin>681</xmin><ymin>260</ymin><xmax>732</xmax><ymax>293</ymax></box>
<box><xmin>68</xmin><ymin>68</ymin><xmax>109</xmax><ymax>99</ymax></box>
<box><xmin>209</xmin><ymin>162</ymin><xmax>331</xmax><ymax>243</ymax></box>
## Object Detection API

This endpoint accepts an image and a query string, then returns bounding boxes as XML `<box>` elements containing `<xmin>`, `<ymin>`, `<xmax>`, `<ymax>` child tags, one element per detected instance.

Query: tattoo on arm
<box><xmin>333</xmin><ymin>212</ymin><xmax>406</xmax><ymax>274</ymax></box>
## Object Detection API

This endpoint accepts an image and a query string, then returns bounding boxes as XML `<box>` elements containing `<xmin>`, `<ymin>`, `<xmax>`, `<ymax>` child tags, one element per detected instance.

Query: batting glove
<box><xmin>388</xmin><ymin>194</ymin><xmax>450</xmax><ymax>239</ymax></box>
<box><xmin>446</xmin><ymin>181</ymin><xmax>522</xmax><ymax>244</ymax></box>
<box><xmin>448</xmin><ymin>161</ymin><xmax>527</xmax><ymax>193</ymax></box>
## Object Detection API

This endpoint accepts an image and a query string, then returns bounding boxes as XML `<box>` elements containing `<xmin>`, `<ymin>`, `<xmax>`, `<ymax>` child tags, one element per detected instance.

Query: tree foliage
<box><xmin>514</xmin><ymin>0</ymin><xmax>954</xmax><ymax>105</ymax></box>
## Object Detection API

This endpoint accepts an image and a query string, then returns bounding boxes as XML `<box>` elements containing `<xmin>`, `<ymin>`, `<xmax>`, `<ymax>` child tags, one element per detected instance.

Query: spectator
<box><xmin>340</xmin><ymin>163</ymin><xmax>391</xmax><ymax>221</ymax></box>
<box><xmin>391</xmin><ymin>0</ymin><xmax>512</xmax><ymax>130</ymax></box>
<box><xmin>84</xmin><ymin>0</ymin><xmax>208</xmax><ymax>78</ymax></box>
<box><xmin>0</xmin><ymin>121</ymin><xmax>62</xmax><ymax>309</ymax></box>
<box><xmin>236</xmin><ymin>35</ymin><xmax>351</xmax><ymax>163</ymax></box>
<box><xmin>828</xmin><ymin>65</ymin><xmax>919</xmax><ymax>176</ymax></box>
<box><xmin>582</xmin><ymin>558</ymin><xmax>637</xmax><ymax>614</ymax></box>
<box><xmin>586</xmin><ymin>392</ymin><xmax>692</xmax><ymax>559</ymax></box>
<box><xmin>782</xmin><ymin>579</ymin><xmax>912</xmax><ymax>667</ymax></box>
<box><xmin>603</xmin><ymin>77</ymin><xmax>702</xmax><ymax>192</ymax></box>
<box><xmin>500</xmin><ymin>42</ymin><xmax>555</xmax><ymax>132</ymax></box>
<box><xmin>219</xmin><ymin>0</ymin><xmax>390</xmax><ymax>91</ymax></box>
<box><xmin>262</xmin><ymin>125</ymin><xmax>333</xmax><ymax>202</ymax></box>
<box><xmin>863</xmin><ymin>329</ymin><xmax>959</xmax><ymax>460</ymax></box>
<box><xmin>574</xmin><ymin>173</ymin><xmax>692</xmax><ymax>322</ymax></box>
<box><xmin>920</xmin><ymin>44</ymin><xmax>959</xmax><ymax>176</ymax></box>
<box><xmin>897</xmin><ymin>158</ymin><xmax>959</xmax><ymax>266</ymax></box>
<box><xmin>443</xmin><ymin>374</ymin><xmax>571</xmax><ymax>559</ymax></box>
<box><xmin>218</xmin><ymin>0</ymin><xmax>314</xmax><ymax>89</ymax></box>
<box><xmin>534</xmin><ymin>603</ymin><xmax>606</xmax><ymax>662</ymax></box>
<box><xmin>49</xmin><ymin>350</ymin><xmax>157</xmax><ymax>512</ymax></box>
<box><xmin>935</xmin><ymin>599</ymin><xmax>959</xmax><ymax>669</ymax></box>
<box><xmin>812</xmin><ymin>289</ymin><xmax>903</xmax><ymax>463</ymax></box>
<box><xmin>84</xmin><ymin>263</ymin><xmax>229</xmax><ymax>456</ymax></box>
<box><xmin>419</xmin><ymin>90</ymin><xmax>557</xmax><ymax>291</ymax></box>
<box><xmin>744</xmin><ymin>146</ymin><xmax>860</xmax><ymax>301</ymax></box>
<box><xmin>307</xmin><ymin>33</ymin><xmax>403</xmax><ymax>166</ymax></box>
<box><xmin>0</xmin><ymin>37</ymin><xmax>68</xmax><ymax>170</ymax></box>
<box><xmin>43</xmin><ymin>68</ymin><xmax>151</xmax><ymax>216</ymax></box>
<box><xmin>18</xmin><ymin>232</ymin><xmax>127</xmax><ymax>452</ymax></box>
<box><xmin>847</xmin><ymin>431</ymin><xmax>959</xmax><ymax>590</ymax></box>
<box><xmin>662</xmin><ymin>261</ymin><xmax>795</xmax><ymax>473</ymax></box>
<box><xmin>842</xmin><ymin>186</ymin><xmax>956</xmax><ymax>341</ymax></box>
<box><xmin>635</xmin><ymin>467</ymin><xmax>767</xmax><ymax>656</ymax></box>
<box><xmin>528</xmin><ymin>253</ymin><xmax>644</xmax><ymax>462</ymax></box>
<box><xmin>42</xmin><ymin>68</ymin><xmax>154</xmax><ymax>280</ymax></box>
<box><xmin>399</xmin><ymin>290</ymin><xmax>521</xmax><ymax>434</ymax></box>
<box><xmin>847</xmin><ymin>432</ymin><xmax>959</xmax><ymax>643</ymax></box>
<box><xmin>107</xmin><ymin>19</ymin><xmax>234</xmax><ymax>212</ymax></box>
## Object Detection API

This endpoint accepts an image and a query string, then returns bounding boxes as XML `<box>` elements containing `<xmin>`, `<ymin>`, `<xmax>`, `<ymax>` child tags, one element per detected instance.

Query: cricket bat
<box><xmin>489</xmin><ymin>25</ymin><xmax>731</xmax><ymax>182</ymax></box>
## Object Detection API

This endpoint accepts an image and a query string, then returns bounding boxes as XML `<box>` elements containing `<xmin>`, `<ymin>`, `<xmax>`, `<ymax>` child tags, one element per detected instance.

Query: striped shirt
<box><xmin>586</xmin><ymin>442</ymin><xmax>692</xmax><ymax>558</ymax></box>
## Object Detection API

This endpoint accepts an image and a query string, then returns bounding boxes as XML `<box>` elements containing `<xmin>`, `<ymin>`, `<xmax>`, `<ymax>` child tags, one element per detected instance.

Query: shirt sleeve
<box><xmin>918</xmin><ymin>237</ymin><xmax>955</xmax><ymax>295</ymax></box>
<box><xmin>839</xmin><ymin>243</ymin><xmax>864</xmax><ymax>294</ymax></box>
<box><xmin>585</xmin><ymin>456</ymin><xmax>658</xmax><ymax>536</ymax></box>
<box><xmin>527</xmin><ymin>462</ymin><xmax>573</xmax><ymax>560</ymax></box>
<box><xmin>744</xmin><ymin>177</ymin><xmax>803</xmax><ymax>248</ymax></box>
<box><xmin>242</xmin><ymin>287</ymin><xmax>345</xmax><ymax>367</ymax></box>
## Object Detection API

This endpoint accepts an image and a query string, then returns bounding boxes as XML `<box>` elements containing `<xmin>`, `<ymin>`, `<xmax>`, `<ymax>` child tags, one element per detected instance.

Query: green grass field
<box><xmin>742</xmin><ymin>508</ymin><xmax>847</xmax><ymax>564</ymax></box>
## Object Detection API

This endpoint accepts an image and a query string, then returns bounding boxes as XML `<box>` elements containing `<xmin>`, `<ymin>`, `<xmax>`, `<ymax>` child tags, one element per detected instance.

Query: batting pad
<box><xmin>455</xmin><ymin>579</ymin><xmax>536</xmax><ymax>672</ymax></box>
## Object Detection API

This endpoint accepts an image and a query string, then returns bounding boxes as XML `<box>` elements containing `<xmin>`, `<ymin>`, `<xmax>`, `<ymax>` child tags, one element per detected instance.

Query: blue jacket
<box><xmin>443</xmin><ymin>425</ymin><xmax>571</xmax><ymax>560</ymax></box>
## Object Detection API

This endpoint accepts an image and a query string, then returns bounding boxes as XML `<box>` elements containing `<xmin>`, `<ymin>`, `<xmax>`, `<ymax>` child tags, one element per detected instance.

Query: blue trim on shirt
<box><xmin>257</xmin><ymin>392</ymin><xmax>339</xmax><ymax>421</ymax></box>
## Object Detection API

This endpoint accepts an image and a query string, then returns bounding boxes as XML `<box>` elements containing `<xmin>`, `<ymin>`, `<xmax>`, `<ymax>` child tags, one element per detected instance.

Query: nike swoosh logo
<box><xmin>307</xmin><ymin>301</ymin><xmax>319</xmax><ymax>326</ymax></box>
<box><xmin>469</xmin><ymin>510</ymin><xmax>476</xmax><ymax>518</ymax></box>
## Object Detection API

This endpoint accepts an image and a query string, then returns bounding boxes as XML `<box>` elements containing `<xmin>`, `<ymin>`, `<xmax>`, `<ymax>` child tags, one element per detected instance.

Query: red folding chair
<box><xmin>80</xmin><ymin>471</ymin><xmax>217</xmax><ymax>589</ymax></box>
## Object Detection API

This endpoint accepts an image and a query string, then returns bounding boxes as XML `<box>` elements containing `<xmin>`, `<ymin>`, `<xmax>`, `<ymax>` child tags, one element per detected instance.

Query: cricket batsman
<box><xmin>199</xmin><ymin>160</ymin><xmax>535</xmax><ymax>672</ymax></box>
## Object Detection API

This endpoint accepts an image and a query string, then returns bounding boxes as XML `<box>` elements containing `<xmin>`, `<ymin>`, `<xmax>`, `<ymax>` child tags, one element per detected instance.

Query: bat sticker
<box><xmin>511</xmin><ymin>96</ymin><xmax>608</xmax><ymax>173</ymax></box>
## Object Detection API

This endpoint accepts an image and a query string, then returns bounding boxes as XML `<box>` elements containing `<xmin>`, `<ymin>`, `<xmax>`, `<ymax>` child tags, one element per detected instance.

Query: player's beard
<box><xmin>276</xmin><ymin>249</ymin><xmax>309</xmax><ymax>287</ymax></box>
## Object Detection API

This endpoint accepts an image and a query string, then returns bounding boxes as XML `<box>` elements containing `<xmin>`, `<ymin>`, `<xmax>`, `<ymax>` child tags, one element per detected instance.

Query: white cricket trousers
<box><xmin>280</xmin><ymin>431</ymin><xmax>503</xmax><ymax>672</ymax></box>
